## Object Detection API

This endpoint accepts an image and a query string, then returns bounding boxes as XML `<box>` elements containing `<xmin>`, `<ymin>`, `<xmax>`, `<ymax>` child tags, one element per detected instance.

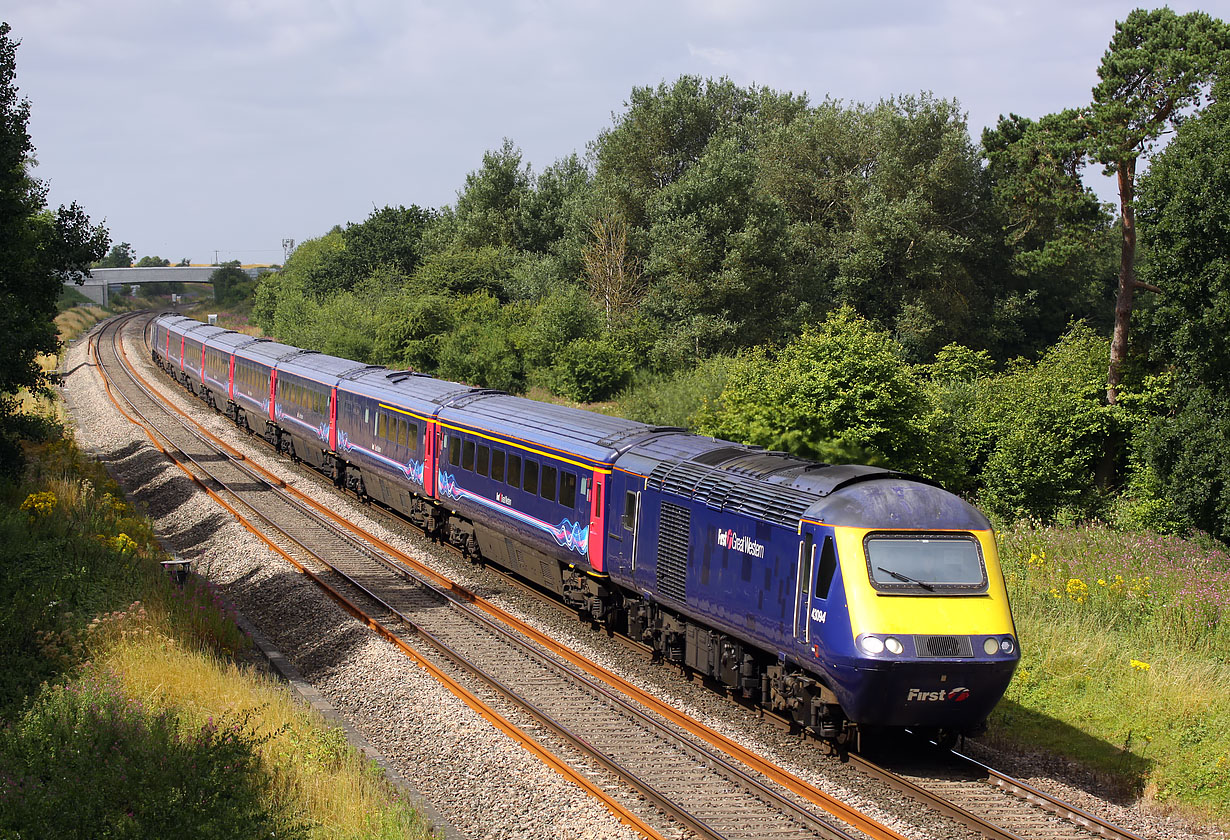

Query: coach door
<box><xmin>793</xmin><ymin>532</ymin><xmax>816</xmax><ymax>644</ymax></box>
<box><xmin>604</xmin><ymin>471</ymin><xmax>645</xmax><ymax>586</ymax></box>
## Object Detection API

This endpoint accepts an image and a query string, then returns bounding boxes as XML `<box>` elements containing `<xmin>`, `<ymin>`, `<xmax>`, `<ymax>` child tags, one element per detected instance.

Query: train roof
<box><xmin>234</xmin><ymin>338</ymin><xmax>309</xmax><ymax>366</ymax></box>
<box><xmin>181</xmin><ymin>324</ymin><xmax>232</xmax><ymax>345</ymax></box>
<box><xmin>204</xmin><ymin>332</ymin><xmax>267</xmax><ymax>353</ymax></box>
<box><xmin>437</xmin><ymin>392</ymin><xmax>674</xmax><ymax>467</ymax></box>
<box><xmin>340</xmin><ymin>368</ymin><xmax>477</xmax><ymax>419</ymax></box>
<box><xmin>277</xmin><ymin>351</ymin><xmax>377</xmax><ymax>383</ymax></box>
<box><xmin>618</xmin><ymin>432</ymin><xmax>989</xmax><ymax>531</ymax></box>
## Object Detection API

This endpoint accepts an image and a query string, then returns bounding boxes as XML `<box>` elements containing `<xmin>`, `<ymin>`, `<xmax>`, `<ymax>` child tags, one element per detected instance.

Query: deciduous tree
<box><xmin>0</xmin><ymin>22</ymin><xmax>108</xmax><ymax>460</ymax></box>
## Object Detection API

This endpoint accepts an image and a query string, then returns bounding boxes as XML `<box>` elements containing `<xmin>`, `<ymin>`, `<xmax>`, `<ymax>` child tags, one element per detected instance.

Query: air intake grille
<box><xmin>914</xmin><ymin>635</ymin><xmax>974</xmax><ymax>658</ymax></box>
<box><xmin>656</xmin><ymin>502</ymin><xmax>691</xmax><ymax>603</ymax></box>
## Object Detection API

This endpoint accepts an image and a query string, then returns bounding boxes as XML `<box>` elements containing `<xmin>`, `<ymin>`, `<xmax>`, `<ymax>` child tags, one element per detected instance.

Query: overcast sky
<box><xmin>6</xmin><ymin>1</ymin><xmax>1229</xmax><ymax>265</ymax></box>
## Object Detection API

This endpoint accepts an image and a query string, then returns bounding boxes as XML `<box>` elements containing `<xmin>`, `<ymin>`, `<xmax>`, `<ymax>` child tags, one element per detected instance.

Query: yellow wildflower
<box><xmin>1065</xmin><ymin>578</ymin><xmax>1089</xmax><ymax>605</ymax></box>
<box><xmin>1130</xmin><ymin>659</ymin><xmax>1151</xmax><ymax>672</ymax></box>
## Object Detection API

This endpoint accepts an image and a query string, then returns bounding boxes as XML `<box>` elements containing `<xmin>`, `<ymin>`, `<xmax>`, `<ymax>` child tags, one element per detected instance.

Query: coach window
<box><xmin>622</xmin><ymin>492</ymin><xmax>637</xmax><ymax>530</ymax></box>
<box><xmin>398</xmin><ymin>418</ymin><xmax>409</xmax><ymax>447</ymax></box>
<box><xmin>507</xmin><ymin>454</ymin><xmax>521</xmax><ymax>487</ymax></box>
<box><xmin>407</xmin><ymin>423</ymin><xmax>419</xmax><ymax>454</ymax></box>
<box><xmin>491</xmin><ymin>449</ymin><xmax>505</xmax><ymax>482</ymax></box>
<box><xmin>476</xmin><ymin>444</ymin><xmax>490</xmax><ymax>477</ymax></box>
<box><xmin>447</xmin><ymin>435</ymin><xmax>461</xmax><ymax>466</ymax></box>
<box><xmin>559</xmin><ymin>471</ymin><xmax>577</xmax><ymax>508</ymax></box>
<box><xmin>522</xmin><ymin>459</ymin><xmax>538</xmax><ymax>495</ymax></box>
<box><xmin>462</xmin><ymin>440</ymin><xmax>475</xmax><ymax>471</ymax></box>
<box><xmin>540</xmin><ymin>464</ymin><xmax>557</xmax><ymax>503</ymax></box>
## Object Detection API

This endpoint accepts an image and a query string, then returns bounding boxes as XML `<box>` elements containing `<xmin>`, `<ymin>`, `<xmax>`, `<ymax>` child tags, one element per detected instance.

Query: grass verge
<box><xmin>987</xmin><ymin>524</ymin><xmax>1230</xmax><ymax>825</ymax></box>
<box><xmin>0</xmin><ymin>432</ymin><xmax>437</xmax><ymax>839</ymax></box>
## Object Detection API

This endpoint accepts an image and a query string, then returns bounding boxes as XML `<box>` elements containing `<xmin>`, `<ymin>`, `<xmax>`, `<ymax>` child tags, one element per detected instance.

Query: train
<box><xmin>149</xmin><ymin>312</ymin><xmax>1019</xmax><ymax>745</ymax></box>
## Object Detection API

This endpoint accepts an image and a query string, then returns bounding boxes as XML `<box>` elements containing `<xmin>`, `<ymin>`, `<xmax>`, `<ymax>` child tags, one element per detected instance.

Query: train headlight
<box><xmin>860</xmin><ymin>636</ymin><xmax>885</xmax><ymax>655</ymax></box>
<box><xmin>885</xmin><ymin>637</ymin><xmax>904</xmax><ymax>655</ymax></box>
<box><xmin>1000</xmin><ymin>636</ymin><xmax>1016</xmax><ymax>654</ymax></box>
<box><xmin>983</xmin><ymin>637</ymin><xmax>1000</xmax><ymax>655</ymax></box>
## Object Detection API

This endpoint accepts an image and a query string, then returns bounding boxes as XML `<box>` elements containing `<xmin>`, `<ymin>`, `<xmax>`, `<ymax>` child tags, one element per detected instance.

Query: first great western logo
<box><xmin>716</xmin><ymin>528</ymin><xmax>766</xmax><ymax>558</ymax></box>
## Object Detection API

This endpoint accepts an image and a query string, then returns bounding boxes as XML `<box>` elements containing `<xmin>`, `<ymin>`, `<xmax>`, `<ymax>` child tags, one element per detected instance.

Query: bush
<box><xmin>614</xmin><ymin>354</ymin><xmax>739</xmax><ymax>428</ymax></box>
<box><xmin>0</xmin><ymin>670</ymin><xmax>306</xmax><ymax>839</ymax></box>
<box><xmin>693</xmin><ymin>307</ymin><xmax>942</xmax><ymax>475</ymax></box>
<box><xmin>549</xmin><ymin>338</ymin><xmax>633</xmax><ymax>402</ymax></box>
<box><xmin>975</xmin><ymin>324</ymin><xmax>1115</xmax><ymax>523</ymax></box>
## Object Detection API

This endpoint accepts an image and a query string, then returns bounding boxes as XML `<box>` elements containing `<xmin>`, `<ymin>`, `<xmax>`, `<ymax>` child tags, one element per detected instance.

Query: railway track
<box><xmin>95</xmin><ymin>313</ymin><xmax>889</xmax><ymax>840</ymax></box>
<box><xmin>89</xmin><ymin>311</ymin><xmax>1154</xmax><ymax>840</ymax></box>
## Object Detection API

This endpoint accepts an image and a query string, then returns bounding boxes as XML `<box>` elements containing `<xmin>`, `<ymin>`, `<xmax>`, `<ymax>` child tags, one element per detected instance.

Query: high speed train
<box><xmin>151</xmin><ymin>313</ymin><xmax>1019</xmax><ymax>743</ymax></box>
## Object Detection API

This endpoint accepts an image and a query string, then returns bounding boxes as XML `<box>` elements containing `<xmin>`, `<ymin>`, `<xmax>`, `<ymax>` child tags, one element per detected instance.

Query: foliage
<box><xmin>981</xmin><ymin>111</ymin><xmax>1115</xmax><ymax>354</ymax></box>
<box><xmin>0</xmin><ymin>437</ymin><xmax>432</xmax><ymax>839</ymax></box>
<box><xmin>547</xmin><ymin>338</ymin><xmax>633</xmax><ymax>403</ymax></box>
<box><xmin>992</xmin><ymin>524</ymin><xmax>1230</xmax><ymax>817</ymax></box>
<box><xmin>1138</xmin><ymin>78</ymin><xmax>1230</xmax><ymax>392</ymax></box>
<box><xmin>693</xmin><ymin>308</ymin><xmax>942</xmax><ymax>475</ymax></box>
<box><xmin>974</xmin><ymin>325</ymin><xmax>1116</xmax><ymax>523</ymax></box>
<box><xmin>0</xmin><ymin>671</ymin><xmax>307</xmax><ymax>838</ymax></box>
<box><xmin>1086</xmin><ymin>7</ymin><xmax>1230</xmax><ymax>401</ymax></box>
<box><xmin>613</xmin><ymin>354</ymin><xmax>739</xmax><ymax>428</ymax></box>
<box><xmin>135</xmin><ymin>255</ymin><xmax>170</xmax><ymax>267</ymax></box>
<box><xmin>0</xmin><ymin>22</ymin><xmax>108</xmax><ymax>468</ymax></box>
<box><xmin>95</xmin><ymin>241</ymin><xmax>133</xmax><ymax>268</ymax></box>
<box><xmin>433</xmin><ymin>294</ymin><xmax>530</xmax><ymax>392</ymax></box>
<box><xmin>209</xmin><ymin>261</ymin><xmax>254</xmax><ymax>306</ymax></box>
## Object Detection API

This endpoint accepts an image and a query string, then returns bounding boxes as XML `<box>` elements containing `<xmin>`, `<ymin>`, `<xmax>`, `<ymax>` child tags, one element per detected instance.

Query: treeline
<box><xmin>252</xmin><ymin>19</ymin><xmax>1230</xmax><ymax>543</ymax></box>
<box><xmin>255</xmin><ymin>82</ymin><xmax>1117</xmax><ymax>390</ymax></box>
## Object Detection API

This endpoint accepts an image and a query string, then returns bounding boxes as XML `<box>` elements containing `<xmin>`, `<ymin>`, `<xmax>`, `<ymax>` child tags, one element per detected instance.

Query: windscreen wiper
<box><xmin>877</xmin><ymin>567</ymin><xmax>935</xmax><ymax>591</ymax></box>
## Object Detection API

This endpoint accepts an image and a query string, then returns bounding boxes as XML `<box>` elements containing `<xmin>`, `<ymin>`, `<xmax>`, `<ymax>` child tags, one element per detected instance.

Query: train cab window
<box><xmin>622</xmin><ymin>492</ymin><xmax>637</xmax><ymax>530</ymax></box>
<box><xmin>491</xmin><ymin>449</ymin><xmax>505</xmax><ymax>482</ymax></box>
<box><xmin>559</xmin><ymin>471</ymin><xmax>577</xmax><ymax>508</ymax></box>
<box><xmin>462</xmin><ymin>440</ymin><xmax>475</xmax><ymax>471</ymax></box>
<box><xmin>816</xmin><ymin>535</ymin><xmax>837</xmax><ymax>599</ymax></box>
<box><xmin>540</xmin><ymin>464</ymin><xmax>557</xmax><ymax>502</ymax></box>
<box><xmin>507</xmin><ymin>454</ymin><xmax>521</xmax><ymax>487</ymax></box>
<box><xmin>476</xmin><ymin>444</ymin><xmax>490</xmax><ymax>477</ymax></box>
<box><xmin>447</xmin><ymin>435</ymin><xmax>460</xmax><ymax>466</ymax></box>
<box><xmin>522</xmin><ymin>460</ymin><xmax>538</xmax><ymax>494</ymax></box>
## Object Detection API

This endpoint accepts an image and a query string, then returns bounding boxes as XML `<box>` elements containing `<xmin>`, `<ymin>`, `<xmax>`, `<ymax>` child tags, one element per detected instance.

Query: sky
<box><xmin>5</xmin><ymin>1</ymin><xmax>1229</xmax><ymax>265</ymax></box>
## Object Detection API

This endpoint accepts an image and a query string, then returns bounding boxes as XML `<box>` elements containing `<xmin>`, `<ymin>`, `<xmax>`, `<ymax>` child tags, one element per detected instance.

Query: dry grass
<box><xmin>96</xmin><ymin>628</ymin><xmax>435</xmax><ymax>839</ymax></box>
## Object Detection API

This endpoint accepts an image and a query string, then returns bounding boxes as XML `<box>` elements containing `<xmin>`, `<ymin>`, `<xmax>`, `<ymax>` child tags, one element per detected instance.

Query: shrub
<box><xmin>549</xmin><ymin>339</ymin><xmax>633</xmax><ymax>403</ymax></box>
<box><xmin>0</xmin><ymin>670</ymin><xmax>306</xmax><ymax>839</ymax></box>
<box><xmin>976</xmin><ymin>324</ymin><xmax>1115</xmax><ymax>523</ymax></box>
<box><xmin>693</xmin><ymin>307</ymin><xmax>942</xmax><ymax>475</ymax></box>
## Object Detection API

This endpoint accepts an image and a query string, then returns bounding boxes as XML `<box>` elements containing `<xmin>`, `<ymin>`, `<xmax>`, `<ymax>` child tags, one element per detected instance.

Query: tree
<box><xmin>136</xmin><ymin>255</ymin><xmax>170</xmax><ymax>267</ymax></box>
<box><xmin>692</xmin><ymin>308</ymin><xmax>939</xmax><ymax>475</ymax></box>
<box><xmin>96</xmin><ymin>241</ymin><xmax>134</xmax><ymax>268</ymax></box>
<box><xmin>210</xmin><ymin>262</ymin><xmax>251</xmax><ymax>306</ymax></box>
<box><xmin>981</xmin><ymin>111</ymin><xmax>1115</xmax><ymax>354</ymax></box>
<box><xmin>1135</xmin><ymin>77</ymin><xmax>1230</xmax><ymax>540</ymax></box>
<box><xmin>0</xmin><ymin>22</ymin><xmax>108</xmax><ymax>461</ymax></box>
<box><xmin>453</xmin><ymin>139</ymin><xmax>534</xmax><ymax>250</ymax></box>
<box><xmin>581</xmin><ymin>210</ymin><xmax>643</xmax><ymax>330</ymax></box>
<box><xmin>1087</xmin><ymin>8</ymin><xmax>1230</xmax><ymax>403</ymax></box>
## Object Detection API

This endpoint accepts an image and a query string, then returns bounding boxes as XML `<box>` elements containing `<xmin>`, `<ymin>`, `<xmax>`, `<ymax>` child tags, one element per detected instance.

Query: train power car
<box><xmin>150</xmin><ymin>313</ymin><xmax>1019</xmax><ymax>743</ymax></box>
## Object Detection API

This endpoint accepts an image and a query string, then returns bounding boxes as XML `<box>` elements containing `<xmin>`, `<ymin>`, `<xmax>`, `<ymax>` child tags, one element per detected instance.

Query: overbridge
<box><xmin>69</xmin><ymin>266</ymin><xmax>263</xmax><ymax>305</ymax></box>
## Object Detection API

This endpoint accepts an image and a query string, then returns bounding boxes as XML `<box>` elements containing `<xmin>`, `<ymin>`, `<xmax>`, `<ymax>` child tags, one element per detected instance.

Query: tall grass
<box><xmin>1</xmin><ymin>436</ymin><xmax>437</xmax><ymax>839</ymax></box>
<box><xmin>990</xmin><ymin>523</ymin><xmax>1230</xmax><ymax>819</ymax></box>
